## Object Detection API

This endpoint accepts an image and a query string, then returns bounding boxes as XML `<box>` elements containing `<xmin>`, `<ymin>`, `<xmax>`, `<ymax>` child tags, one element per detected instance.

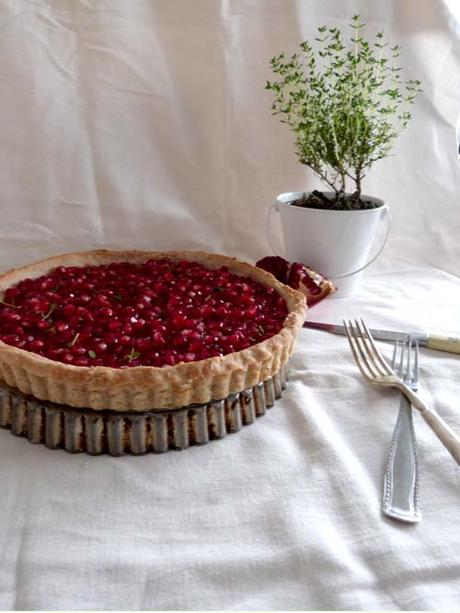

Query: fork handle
<box><xmin>383</xmin><ymin>398</ymin><xmax>421</xmax><ymax>523</ymax></box>
<box><xmin>419</xmin><ymin>408</ymin><xmax>460</xmax><ymax>465</ymax></box>
<box><xmin>401</xmin><ymin>387</ymin><xmax>460</xmax><ymax>465</ymax></box>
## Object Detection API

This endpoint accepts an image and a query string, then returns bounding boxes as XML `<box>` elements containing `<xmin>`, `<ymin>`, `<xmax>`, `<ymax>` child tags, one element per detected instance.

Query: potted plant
<box><xmin>265</xmin><ymin>15</ymin><xmax>421</xmax><ymax>295</ymax></box>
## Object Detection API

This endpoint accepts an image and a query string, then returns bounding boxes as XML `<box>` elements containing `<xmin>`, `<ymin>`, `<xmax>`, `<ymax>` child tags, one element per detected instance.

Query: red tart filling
<box><xmin>0</xmin><ymin>258</ymin><xmax>288</xmax><ymax>368</ymax></box>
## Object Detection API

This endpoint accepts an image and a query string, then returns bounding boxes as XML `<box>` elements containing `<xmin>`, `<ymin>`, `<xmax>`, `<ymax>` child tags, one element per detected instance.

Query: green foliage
<box><xmin>266</xmin><ymin>16</ymin><xmax>422</xmax><ymax>207</ymax></box>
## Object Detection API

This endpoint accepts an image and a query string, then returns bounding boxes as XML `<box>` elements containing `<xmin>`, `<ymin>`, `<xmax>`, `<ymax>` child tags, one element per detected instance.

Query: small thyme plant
<box><xmin>266</xmin><ymin>15</ymin><xmax>422</xmax><ymax>210</ymax></box>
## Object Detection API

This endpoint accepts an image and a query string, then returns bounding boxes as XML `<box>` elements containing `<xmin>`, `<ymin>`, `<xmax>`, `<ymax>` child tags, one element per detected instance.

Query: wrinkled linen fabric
<box><xmin>0</xmin><ymin>0</ymin><xmax>459</xmax><ymax>610</ymax></box>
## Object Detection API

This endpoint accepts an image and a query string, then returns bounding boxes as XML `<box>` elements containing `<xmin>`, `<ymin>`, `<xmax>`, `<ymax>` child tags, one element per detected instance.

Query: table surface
<box><xmin>0</xmin><ymin>266</ymin><xmax>459</xmax><ymax>611</ymax></box>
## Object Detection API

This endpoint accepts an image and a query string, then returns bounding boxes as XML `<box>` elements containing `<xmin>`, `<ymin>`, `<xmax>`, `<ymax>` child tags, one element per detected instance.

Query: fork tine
<box><xmin>390</xmin><ymin>339</ymin><xmax>406</xmax><ymax>377</ymax></box>
<box><xmin>350</xmin><ymin>319</ymin><xmax>384</xmax><ymax>378</ymax></box>
<box><xmin>406</xmin><ymin>335</ymin><xmax>412</xmax><ymax>383</ymax></box>
<box><xmin>343</xmin><ymin>320</ymin><xmax>375</xmax><ymax>380</ymax></box>
<box><xmin>397</xmin><ymin>340</ymin><xmax>406</xmax><ymax>378</ymax></box>
<box><xmin>355</xmin><ymin>319</ymin><xmax>390</xmax><ymax>377</ymax></box>
<box><xmin>345</xmin><ymin>319</ymin><xmax>386</xmax><ymax>379</ymax></box>
<box><xmin>359</xmin><ymin>318</ymin><xmax>393</xmax><ymax>376</ymax></box>
<box><xmin>413</xmin><ymin>341</ymin><xmax>419</xmax><ymax>385</ymax></box>
<box><xmin>391</xmin><ymin>339</ymin><xmax>405</xmax><ymax>378</ymax></box>
<box><xmin>413</xmin><ymin>341</ymin><xmax>418</xmax><ymax>384</ymax></box>
<box><xmin>391</xmin><ymin>340</ymin><xmax>398</xmax><ymax>369</ymax></box>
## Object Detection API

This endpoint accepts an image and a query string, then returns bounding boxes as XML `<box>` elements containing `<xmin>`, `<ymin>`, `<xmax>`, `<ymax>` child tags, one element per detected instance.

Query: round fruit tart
<box><xmin>0</xmin><ymin>250</ymin><xmax>306</xmax><ymax>412</ymax></box>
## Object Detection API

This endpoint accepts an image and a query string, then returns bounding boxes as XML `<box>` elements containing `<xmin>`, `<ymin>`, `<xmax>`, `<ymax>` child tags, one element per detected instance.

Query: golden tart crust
<box><xmin>0</xmin><ymin>250</ymin><xmax>306</xmax><ymax>412</ymax></box>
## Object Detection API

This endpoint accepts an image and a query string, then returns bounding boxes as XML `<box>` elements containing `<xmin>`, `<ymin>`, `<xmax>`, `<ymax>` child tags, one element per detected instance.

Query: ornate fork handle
<box><xmin>383</xmin><ymin>397</ymin><xmax>420</xmax><ymax>522</ymax></box>
<box><xmin>396</xmin><ymin>382</ymin><xmax>460</xmax><ymax>465</ymax></box>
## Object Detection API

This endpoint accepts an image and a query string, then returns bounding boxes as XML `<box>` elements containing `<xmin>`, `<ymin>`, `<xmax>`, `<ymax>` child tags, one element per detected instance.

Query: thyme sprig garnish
<box><xmin>0</xmin><ymin>299</ymin><xmax>18</xmax><ymax>309</ymax></box>
<box><xmin>42</xmin><ymin>303</ymin><xmax>57</xmax><ymax>321</ymax></box>
<box><xmin>126</xmin><ymin>348</ymin><xmax>140</xmax><ymax>362</ymax></box>
<box><xmin>69</xmin><ymin>332</ymin><xmax>80</xmax><ymax>347</ymax></box>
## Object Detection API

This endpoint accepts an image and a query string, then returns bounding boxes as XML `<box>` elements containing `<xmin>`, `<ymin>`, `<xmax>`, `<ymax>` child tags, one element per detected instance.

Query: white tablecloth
<box><xmin>0</xmin><ymin>0</ymin><xmax>460</xmax><ymax>610</ymax></box>
<box><xmin>1</xmin><ymin>269</ymin><xmax>459</xmax><ymax>611</ymax></box>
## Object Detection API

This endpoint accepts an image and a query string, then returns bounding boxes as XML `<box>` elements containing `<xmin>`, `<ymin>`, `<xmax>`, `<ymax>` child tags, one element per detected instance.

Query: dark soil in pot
<box><xmin>291</xmin><ymin>190</ymin><xmax>380</xmax><ymax>211</ymax></box>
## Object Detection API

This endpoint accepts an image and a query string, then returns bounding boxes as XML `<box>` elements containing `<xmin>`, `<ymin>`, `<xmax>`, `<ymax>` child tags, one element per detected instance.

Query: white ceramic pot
<box><xmin>269</xmin><ymin>191</ymin><xmax>392</xmax><ymax>297</ymax></box>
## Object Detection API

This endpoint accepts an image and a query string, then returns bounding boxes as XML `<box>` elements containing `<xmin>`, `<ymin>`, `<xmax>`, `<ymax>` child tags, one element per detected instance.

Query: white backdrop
<box><xmin>0</xmin><ymin>0</ymin><xmax>459</xmax><ymax>273</ymax></box>
<box><xmin>1</xmin><ymin>1</ymin><xmax>460</xmax><ymax>610</ymax></box>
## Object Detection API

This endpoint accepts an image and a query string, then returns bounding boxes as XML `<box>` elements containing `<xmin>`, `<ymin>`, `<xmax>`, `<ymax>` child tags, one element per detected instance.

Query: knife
<box><xmin>304</xmin><ymin>321</ymin><xmax>460</xmax><ymax>355</ymax></box>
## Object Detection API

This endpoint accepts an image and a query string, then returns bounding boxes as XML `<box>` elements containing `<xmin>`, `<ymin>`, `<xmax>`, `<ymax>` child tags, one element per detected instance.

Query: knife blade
<box><xmin>303</xmin><ymin>321</ymin><xmax>460</xmax><ymax>355</ymax></box>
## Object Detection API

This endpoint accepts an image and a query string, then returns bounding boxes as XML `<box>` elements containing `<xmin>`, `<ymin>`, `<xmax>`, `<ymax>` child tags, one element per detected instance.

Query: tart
<box><xmin>0</xmin><ymin>250</ymin><xmax>306</xmax><ymax>412</ymax></box>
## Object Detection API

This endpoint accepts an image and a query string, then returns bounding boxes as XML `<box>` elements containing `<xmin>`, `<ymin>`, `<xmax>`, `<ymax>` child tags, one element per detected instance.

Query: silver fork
<box><xmin>382</xmin><ymin>338</ymin><xmax>421</xmax><ymax>523</ymax></box>
<box><xmin>344</xmin><ymin>319</ymin><xmax>460</xmax><ymax>465</ymax></box>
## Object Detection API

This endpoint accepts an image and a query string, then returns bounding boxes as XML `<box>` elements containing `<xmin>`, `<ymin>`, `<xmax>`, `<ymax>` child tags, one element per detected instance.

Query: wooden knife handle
<box><xmin>426</xmin><ymin>335</ymin><xmax>460</xmax><ymax>355</ymax></box>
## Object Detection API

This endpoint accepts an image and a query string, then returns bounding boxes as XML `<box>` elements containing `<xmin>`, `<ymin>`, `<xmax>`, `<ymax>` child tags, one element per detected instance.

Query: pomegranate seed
<box><xmin>135</xmin><ymin>338</ymin><xmax>152</xmax><ymax>352</ymax></box>
<box><xmin>0</xmin><ymin>257</ymin><xmax>287</xmax><ymax>367</ymax></box>
<box><xmin>93</xmin><ymin>341</ymin><xmax>108</xmax><ymax>353</ymax></box>
<box><xmin>104</xmin><ymin>332</ymin><xmax>120</xmax><ymax>346</ymax></box>
<box><xmin>152</xmin><ymin>331</ymin><xmax>166</xmax><ymax>347</ymax></box>
<box><xmin>2</xmin><ymin>311</ymin><xmax>21</xmax><ymax>323</ymax></box>
<box><xmin>165</xmin><ymin>353</ymin><xmax>176</xmax><ymax>366</ymax></box>
<box><xmin>55</xmin><ymin>321</ymin><xmax>69</xmax><ymax>334</ymax></box>
<box><xmin>73</xmin><ymin>357</ymin><xmax>89</xmax><ymax>366</ymax></box>
<box><xmin>62</xmin><ymin>304</ymin><xmax>76</xmax><ymax>318</ymax></box>
<box><xmin>171</xmin><ymin>314</ymin><xmax>189</xmax><ymax>330</ymax></box>
<box><xmin>98</xmin><ymin>307</ymin><xmax>114</xmax><ymax>318</ymax></box>
<box><xmin>94</xmin><ymin>295</ymin><xmax>111</xmax><ymax>306</ymax></box>
<box><xmin>188</xmin><ymin>341</ymin><xmax>204</xmax><ymax>353</ymax></box>
<box><xmin>70</xmin><ymin>346</ymin><xmax>87</xmax><ymax>356</ymax></box>
<box><xmin>131</xmin><ymin>318</ymin><xmax>146</xmax><ymax>332</ymax></box>
<box><xmin>29</xmin><ymin>339</ymin><xmax>44</xmax><ymax>352</ymax></box>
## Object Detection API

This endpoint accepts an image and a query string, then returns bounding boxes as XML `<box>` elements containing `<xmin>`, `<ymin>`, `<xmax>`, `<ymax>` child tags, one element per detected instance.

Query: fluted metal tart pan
<box><xmin>0</xmin><ymin>366</ymin><xmax>288</xmax><ymax>455</ymax></box>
